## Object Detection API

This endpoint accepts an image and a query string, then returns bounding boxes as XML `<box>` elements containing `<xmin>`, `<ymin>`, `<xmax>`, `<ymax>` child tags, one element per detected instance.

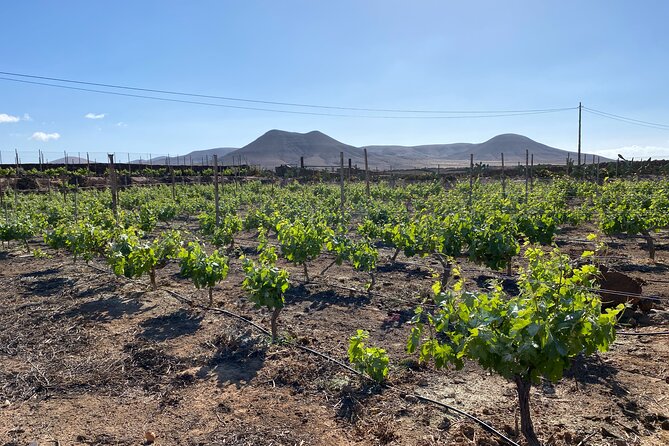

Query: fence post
<box><xmin>108</xmin><ymin>154</ymin><xmax>118</xmax><ymax>221</ymax></box>
<box><xmin>501</xmin><ymin>152</ymin><xmax>506</xmax><ymax>198</ymax></box>
<box><xmin>213</xmin><ymin>154</ymin><xmax>220</xmax><ymax>226</ymax></box>
<box><xmin>530</xmin><ymin>153</ymin><xmax>534</xmax><ymax>192</ymax></box>
<box><xmin>364</xmin><ymin>148</ymin><xmax>370</xmax><ymax>198</ymax></box>
<box><xmin>469</xmin><ymin>153</ymin><xmax>474</xmax><ymax>208</ymax></box>
<box><xmin>525</xmin><ymin>149</ymin><xmax>529</xmax><ymax>203</ymax></box>
<box><xmin>340</xmin><ymin>152</ymin><xmax>345</xmax><ymax>211</ymax></box>
<box><xmin>73</xmin><ymin>177</ymin><xmax>78</xmax><ymax>223</ymax></box>
<box><xmin>348</xmin><ymin>158</ymin><xmax>352</xmax><ymax>182</ymax></box>
<box><xmin>170</xmin><ymin>165</ymin><xmax>176</xmax><ymax>200</ymax></box>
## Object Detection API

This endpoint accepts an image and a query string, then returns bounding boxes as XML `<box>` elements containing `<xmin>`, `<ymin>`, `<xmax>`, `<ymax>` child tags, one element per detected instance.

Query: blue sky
<box><xmin>1</xmin><ymin>0</ymin><xmax>669</xmax><ymax>162</ymax></box>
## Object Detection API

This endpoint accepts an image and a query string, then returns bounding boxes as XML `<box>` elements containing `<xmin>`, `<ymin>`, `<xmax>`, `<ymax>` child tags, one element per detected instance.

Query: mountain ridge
<box><xmin>110</xmin><ymin>130</ymin><xmax>605</xmax><ymax>168</ymax></box>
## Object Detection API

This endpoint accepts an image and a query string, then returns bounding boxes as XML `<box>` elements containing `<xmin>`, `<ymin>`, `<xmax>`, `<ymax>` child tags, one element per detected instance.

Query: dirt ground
<box><xmin>1</xmin><ymin>224</ymin><xmax>668</xmax><ymax>446</ymax></box>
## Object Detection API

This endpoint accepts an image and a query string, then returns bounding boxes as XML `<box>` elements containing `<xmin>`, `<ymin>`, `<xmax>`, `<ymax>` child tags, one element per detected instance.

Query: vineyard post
<box><xmin>577</xmin><ymin>101</ymin><xmax>582</xmax><ymax>168</ymax></box>
<box><xmin>566</xmin><ymin>153</ymin><xmax>571</xmax><ymax>176</ymax></box>
<box><xmin>340</xmin><ymin>152</ymin><xmax>345</xmax><ymax>211</ymax></box>
<box><xmin>530</xmin><ymin>153</ymin><xmax>534</xmax><ymax>192</ymax></box>
<box><xmin>127</xmin><ymin>153</ymin><xmax>131</xmax><ymax>186</ymax></box>
<box><xmin>501</xmin><ymin>152</ymin><xmax>506</xmax><ymax>198</ymax></box>
<box><xmin>468</xmin><ymin>153</ymin><xmax>473</xmax><ymax>208</ymax></box>
<box><xmin>364</xmin><ymin>148</ymin><xmax>370</xmax><ymax>198</ymax></box>
<box><xmin>348</xmin><ymin>158</ymin><xmax>352</xmax><ymax>182</ymax></box>
<box><xmin>616</xmin><ymin>157</ymin><xmax>619</xmax><ymax>177</ymax></box>
<box><xmin>14</xmin><ymin>149</ymin><xmax>19</xmax><ymax>210</ymax></box>
<box><xmin>214</xmin><ymin>154</ymin><xmax>220</xmax><ymax>226</ymax></box>
<box><xmin>108</xmin><ymin>154</ymin><xmax>118</xmax><ymax>221</ymax></box>
<box><xmin>86</xmin><ymin>152</ymin><xmax>90</xmax><ymax>174</ymax></box>
<box><xmin>596</xmin><ymin>156</ymin><xmax>600</xmax><ymax>183</ymax></box>
<box><xmin>591</xmin><ymin>154</ymin><xmax>595</xmax><ymax>182</ymax></box>
<box><xmin>73</xmin><ymin>177</ymin><xmax>78</xmax><ymax>223</ymax></box>
<box><xmin>525</xmin><ymin>149</ymin><xmax>529</xmax><ymax>203</ymax></box>
<box><xmin>170</xmin><ymin>165</ymin><xmax>176</xmax><ymax>200</ymax></box>
<box><xmin>149</xmin><ymin>154</ymin><xmax>153</xmax><ymax>167</ymax></box>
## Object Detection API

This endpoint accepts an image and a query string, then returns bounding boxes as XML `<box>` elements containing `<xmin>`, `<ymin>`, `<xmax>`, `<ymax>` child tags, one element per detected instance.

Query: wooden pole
<box><xmin>213</xmin><ymin>154</ymin><xmax>220</xmax><ymax>226</ymax></box>
<box><xmin>501</xmin><ymin>152</ymin><xmax>506</xmax><ymax>198</ymax></box>
<box><xmin>596</xmin><ymin>156</ymin><xmax>600</xmax><ymax>183</ymax></box>
<box><xmin>364</xmin><ymin>148</ymin><xmax>370</xmax><ymax>198</ymax></box>
<box><xmin>108</xmin><ymin>154</ymin><xmax>118</xmax><ymax>221</ymax></box>
<box><xmin>73</xmin><ymin>177</ymin><xmax>78</xmax><ymax>223</ymax></box>
<box><xmin>530</xmin><ymin>153</ymin><xmax>534</xmax><ymax>192</ymax></box>
<box><xmin>14</xmin><ymin>150</ymin><xmax>19</xmax><ymax>210</ymax></box>
<box><xmin>566</xmin><ymin>153</ymin><xmax>571</xmax><ymax>176</ymax></box>
<box><xmin>469</xmin><ymin>153</ymin><xmax>473</xmax><ymax>208</ymax></box>
<box><xmin>339</xmin><ymin>152</ymin><xmax>345</xmax><ymax>211</ymax></box>
<box><xmin>525</xmin><ymin>149</ymin><xmax>529</xmax><ymax>203</ymax></box>
<box><xmin>348</xmin><ymin>158</ymin><xmax>352</xmax><ymax>182</ymax></box>
<box><xmin>170</xmin><ymin>165</ymin><xmax>176</xmax><ymax>200</ymax></box>
<box><xmin>577</xmin><ymin>102</ymin><xmax>582</xmax><ymax>167</ymax></box>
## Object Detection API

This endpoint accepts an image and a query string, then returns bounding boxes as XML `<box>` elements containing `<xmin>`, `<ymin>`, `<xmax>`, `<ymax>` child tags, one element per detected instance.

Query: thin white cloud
<box><xmin>30</xmin><ymin>131</ymin><xmax>61</xmax><ymax>142</ymax></box>
<box><xmin>116</xmin><ymin>121</ymin><xmax>128</xmax><ymax>127</ymax></box>
<box><xmin>0</xmin><ymin>113</ymin><xmax>21</xmax><ymax>123</ymax></box>
<box><xmin>85</xmin><ymin>112</ymin><xmax>106</xmax><ymax>120</ymax></box>
<box><xmin>22</xmin><ymin>113</ymin><xmax>33</xmax><ymax>121</ymax></box>
<box><xmin>592</xmin><ymin>145</ymin><xmax>669</xmax><ymax>161</ymax></box>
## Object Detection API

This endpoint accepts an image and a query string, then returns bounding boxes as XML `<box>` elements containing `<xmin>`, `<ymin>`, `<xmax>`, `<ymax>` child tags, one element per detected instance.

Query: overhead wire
<box><xmin>583</xmin><ymin>107</ymin><xmax>669</xmax><ymax>130</ymax></box>
<box><xmin>0</xmin><ymin>70</ymin><xmax>573</xmax><ymax>115</ymax></box>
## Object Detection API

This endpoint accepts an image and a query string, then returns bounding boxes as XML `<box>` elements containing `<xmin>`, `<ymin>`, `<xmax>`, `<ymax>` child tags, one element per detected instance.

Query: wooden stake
<box><xmin>170</xmin><ymin>165</ymin><xmax>176</xmax><ymax>200</ymax></box>
<box><xmin>108</xmin><ymin>154</ymin><xmax>118</xmax><ymax>221</ymax></box>
<box><xmin>364</xmin><ymin>148</ymin><xmax>370</xmax><ymax>198</ymax></box>
<box><xmin>577</xmin><ymin>102</ymin><xmax>582</xmax><ymax>167</ymax></box>
<box><xmin>213</xmin><ymin>154</ymin><xmax>220</xmax><ymax>226</ymax></box>
<box><xmin>469</xmin><ymin>154</ymin><xmax>473</xmax><ymax>207</ymax></box>
<box><xmin>501</xmin><ymin>152</ymin><xmax>506</xmax><ymax>198</ymax></box>
<box><xmin>525</xmin><ymin>149</ymin><xmax>529</xmax><ymax>203</ymax></box>
<box><xmin>530</xmin><ymin>153</ymin><xmax>534</xmax><ymax>192</ymax></box>
<box><xmin>339</xmin><ymin>152</ymin><xmax>345</xmax><ymax>211</ymax></box>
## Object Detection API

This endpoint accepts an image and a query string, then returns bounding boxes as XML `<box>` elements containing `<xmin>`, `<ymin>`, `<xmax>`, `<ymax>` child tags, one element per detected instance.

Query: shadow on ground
<box><xmin>286</xmin><ymin>285</ymin><xmax>371</xmax><ymax>311</ymax></box>
<box><xmin>140</xmin><ymin>309</ymin><xmax>203</xmax><ymax>341</ymax></box>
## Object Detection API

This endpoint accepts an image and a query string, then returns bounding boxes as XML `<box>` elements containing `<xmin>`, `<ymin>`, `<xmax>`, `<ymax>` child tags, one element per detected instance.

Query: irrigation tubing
<box><xmin>85</xmin><ymin>260</ymin><xmax>520</xmax><ymax>446</ymax></box>
<box><xmin>160</xmin><ymin>288</ymin><xmax>521</xmax><ymax>446</ymax></box>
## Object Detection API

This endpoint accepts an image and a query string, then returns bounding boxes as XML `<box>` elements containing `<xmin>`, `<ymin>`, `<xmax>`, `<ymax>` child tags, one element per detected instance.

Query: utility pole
<box><xmin>577</xmin><ymin>102</ymin><xmax>582</xmax><ymax>167</ymax></box>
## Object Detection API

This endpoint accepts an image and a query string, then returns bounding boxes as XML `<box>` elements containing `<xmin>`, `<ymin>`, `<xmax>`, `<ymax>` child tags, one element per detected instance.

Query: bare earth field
<box><xmin>1</xmin><ymin>224</ymin><xmax>668</xmax><ymax>446</ymax></box>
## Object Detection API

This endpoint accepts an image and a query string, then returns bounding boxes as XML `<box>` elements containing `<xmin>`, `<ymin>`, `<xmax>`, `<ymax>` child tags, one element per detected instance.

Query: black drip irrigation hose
<box><xmin>617</xmin><ymin>331</ymin><xmax>669</xmax><ymax>336</ymax></box>
<box><xmin>82</xmin><ymin>244</ymin><xmax>667</xmax><ymax>442</ymax></box>
<box><xmin>157</xmin><ymin>287</ymin><xmax>521</xmax><ymax>446</ymax></box>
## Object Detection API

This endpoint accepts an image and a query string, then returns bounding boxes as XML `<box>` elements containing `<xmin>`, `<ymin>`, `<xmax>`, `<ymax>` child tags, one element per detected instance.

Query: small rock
<box><xmin>145</xmin><ymin>431</ymin><xmax>157</xmax><ymax>443</ymax></box>
<box><xmin>661</xmin><ymin>419</ymin><xmax>669</xmax><ymax>430</ymax></box>
<box><xmin>2</xmin><ymin>399</ymin><xmax>10</xmax><ymax>407</ymax></box>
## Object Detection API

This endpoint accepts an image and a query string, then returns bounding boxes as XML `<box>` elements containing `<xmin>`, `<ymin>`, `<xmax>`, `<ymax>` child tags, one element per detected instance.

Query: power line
<box><xmin>0</xmin><ymin>76</ymin><xmax>576</xmax><ymax>119</ymax></box>
<box><xmin>0</xmin><ymin>69</ymin><xmax>576</xmax><ymax>115</ymax></box>
<box><xmin>583</xmin><ymin>107</ymin><xmax>669</xmax><ymax>130</ymax></box>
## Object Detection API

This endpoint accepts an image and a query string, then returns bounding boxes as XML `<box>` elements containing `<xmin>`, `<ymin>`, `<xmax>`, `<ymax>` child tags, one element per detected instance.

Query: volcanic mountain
<box><xmin>138</xmin><ymin>130</ymin><xmax>603</xmax><ymax>169</ymax></box>
<box><xmin>220</xmin><ymin>129</ymin><xmax>387</xmax><ymax>169</ymax></box>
